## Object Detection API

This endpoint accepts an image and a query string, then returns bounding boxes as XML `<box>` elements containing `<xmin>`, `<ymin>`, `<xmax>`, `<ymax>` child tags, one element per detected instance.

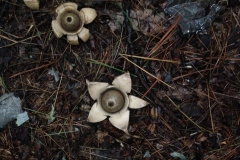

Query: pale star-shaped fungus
<box><xmin>86</xmin><ymin>72</ymin><xmax>149</xmax><ymax>133</ymax></box>
<box><xmin>51</xmin><ymin>2</ymin><xmax>97</xmax><ymax>45</ymax></box>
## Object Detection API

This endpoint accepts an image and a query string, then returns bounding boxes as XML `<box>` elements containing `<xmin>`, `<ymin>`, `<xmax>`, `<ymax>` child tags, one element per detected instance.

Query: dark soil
<box><xmin>0</xmin><ymin>0</ymin><xmax>240</xmax><ymax>159</ymax></box>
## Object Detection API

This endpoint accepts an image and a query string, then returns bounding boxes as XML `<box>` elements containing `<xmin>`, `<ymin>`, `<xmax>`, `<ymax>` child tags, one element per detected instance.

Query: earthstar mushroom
<box><xmin>101</xmin><ymin>88</ymin><xmax>125</xmax><ymax>113</ymax></box>
<box><xmin>23</xmin><ymin>0</ymin><xmax>39</xmax><ymax>10</ymax></box>
<box><xmin>51</xmin><ymin>2</ymin><xmax>97</xmax><ymax>45</ymax></box>
<box><xmin>86</xmin><ymin>72</ymin><xmax>149</xmax><ymax>134</ymax></box>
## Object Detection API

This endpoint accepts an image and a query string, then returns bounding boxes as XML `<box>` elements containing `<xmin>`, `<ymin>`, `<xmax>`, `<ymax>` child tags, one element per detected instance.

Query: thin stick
<box><xmin>142</xmin><ymin>79</ymin><xmax>158</xmax><ymax>99</ymax></box>
<box><xmin>9</xmin><ymin>60</ymin><xmax>57</xmax><ymax>78</ymax></box>
<box><xmin>120</xmin><ymin>54</ymin><xmax>173</xmax><ymax>89</ymax></box>
<box><xmin>120</xmin><ymin>54</ymin><xmax>180</xmax><ymax>64</ymax></box>
<box><xmin>148</xmin><ymin>15</ymin><xmax>182</xmax><ymax>57</ymax></box>
<box><xmin>166</xmin><ymin>95</ymin><xmax>211</xmax><ymax>132</ymax></box>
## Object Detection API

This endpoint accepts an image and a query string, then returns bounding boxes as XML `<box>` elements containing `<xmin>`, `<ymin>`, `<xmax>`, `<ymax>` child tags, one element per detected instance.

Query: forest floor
<box><xmin>0</xmin><ymin>0</ymin><xmax>240</xmax><ymax>159</ymax></box>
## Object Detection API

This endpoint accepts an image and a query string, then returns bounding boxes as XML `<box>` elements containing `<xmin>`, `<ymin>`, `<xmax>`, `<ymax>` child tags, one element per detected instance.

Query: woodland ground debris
<box><xmin>0</xmin><ymin>0</ymin><xmax>240</xmax><ymax>159</ymax></box>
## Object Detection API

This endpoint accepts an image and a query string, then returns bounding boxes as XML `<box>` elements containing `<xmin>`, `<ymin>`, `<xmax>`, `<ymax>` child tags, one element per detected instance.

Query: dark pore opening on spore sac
<box><xmin>108</xmin><ymin>101</ymin><xmax>114</xmax><ymax>108</ymax></box>
<box><xmin>66</xmin><ymin>16</ymin><xmax>72</xmax><ymax>23</ymax></box>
